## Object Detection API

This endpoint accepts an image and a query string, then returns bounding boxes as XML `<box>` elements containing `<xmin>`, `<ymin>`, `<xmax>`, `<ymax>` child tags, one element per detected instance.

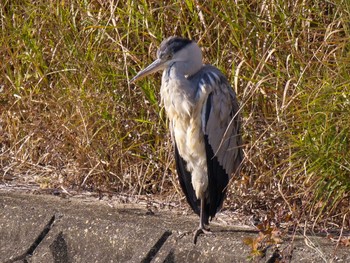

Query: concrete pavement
<box><xmin>1</xmin><ymin>190</ymin><xmax>349</xmax><ymax>262</ymax></box>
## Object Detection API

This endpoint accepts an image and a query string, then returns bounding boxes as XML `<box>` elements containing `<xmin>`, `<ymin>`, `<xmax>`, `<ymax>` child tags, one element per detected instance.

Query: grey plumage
<box><xmin>130</xmin><ymin>36</ymin><xmax>243</xmax><ymax>244</ymax></box>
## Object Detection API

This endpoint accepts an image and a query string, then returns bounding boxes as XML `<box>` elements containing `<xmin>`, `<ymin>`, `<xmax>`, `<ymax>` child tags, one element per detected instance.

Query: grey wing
<box><xmin>200</xmin><ymin>68</ymin><xmax>243</xmax><ymax>176</ymax></box>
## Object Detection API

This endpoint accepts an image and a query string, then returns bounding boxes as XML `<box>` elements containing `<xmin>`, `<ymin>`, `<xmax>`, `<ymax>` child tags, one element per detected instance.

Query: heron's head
<box><xmin>130</xmin><ymin>36</ymin><xmax>203</xmax><ymax>83</ymax></box>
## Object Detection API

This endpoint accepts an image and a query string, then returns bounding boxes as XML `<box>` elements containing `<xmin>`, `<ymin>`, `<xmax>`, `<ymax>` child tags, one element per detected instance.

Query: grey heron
<box><xmin>130</xmin><ymin>36</ymin><xmax>243</xmax><ymax>244</ymax></box>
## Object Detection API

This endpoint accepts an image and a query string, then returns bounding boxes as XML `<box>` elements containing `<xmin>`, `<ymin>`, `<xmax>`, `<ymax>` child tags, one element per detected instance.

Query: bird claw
<box><xmin>193</xmin><ymin>227</ymin><xmax>213</xmax><ymax>244</ymax></box>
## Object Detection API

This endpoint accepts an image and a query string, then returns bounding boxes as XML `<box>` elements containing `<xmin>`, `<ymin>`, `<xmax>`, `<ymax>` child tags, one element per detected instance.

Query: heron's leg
<box><xmin>193</xmin><ymin>198</ymin><xmax>212</xmax><ymax>244</ymax></box>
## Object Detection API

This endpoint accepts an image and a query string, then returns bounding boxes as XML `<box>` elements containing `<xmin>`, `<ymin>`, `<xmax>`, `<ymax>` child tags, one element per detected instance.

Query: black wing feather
<box><xmin>174</xmin><ymin>143</ymin><xmax>200</xmax><ymax>215</ymax></box>
<box><xmin>204</xmin><ymin>93</ymin><xmax>230</xmax><ymax>219</ymax></box>
<box><xmin>204</xmin><ymin>135</ymin><xmax>229</xmax><ymax>218</ymax></box>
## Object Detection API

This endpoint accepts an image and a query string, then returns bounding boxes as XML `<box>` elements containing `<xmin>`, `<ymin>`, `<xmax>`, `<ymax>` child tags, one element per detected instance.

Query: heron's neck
<box><xmin>161</xmin><ymin>63</ymin><xmax>196</xmax><ymax>117</ymax></box>
<box><xmin>165</xmin><ymin>62</ymin><xmax>185</xmax><ymax>80</ymax></box>
<box><xmin>166</xmin><ymin>61</ymin><xmax>202</xmax><ymax>80</ymax></box>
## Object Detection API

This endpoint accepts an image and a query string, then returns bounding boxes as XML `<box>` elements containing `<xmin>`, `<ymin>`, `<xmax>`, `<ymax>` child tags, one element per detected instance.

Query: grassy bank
<box><xmin>1</xmin><ymin>0</ymin><xmax>349</xmax><ymax>230</ymax></box>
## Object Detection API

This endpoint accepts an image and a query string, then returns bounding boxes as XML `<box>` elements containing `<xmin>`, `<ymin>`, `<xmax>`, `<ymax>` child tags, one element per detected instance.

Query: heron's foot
<box><xmin>193</xmin><ymin>227</ymin><xmax>213</xmax><ymax>244</ymax></box>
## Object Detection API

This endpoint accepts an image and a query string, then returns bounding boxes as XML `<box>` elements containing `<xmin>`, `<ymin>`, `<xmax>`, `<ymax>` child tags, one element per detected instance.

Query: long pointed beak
<box><xmin>129</xmin><ymin>58</ymin><xmax>165</xmax><ymax>83</ymax></box>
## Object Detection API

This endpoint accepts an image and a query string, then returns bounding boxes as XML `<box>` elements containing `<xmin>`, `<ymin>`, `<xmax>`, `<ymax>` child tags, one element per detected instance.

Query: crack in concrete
<box><xmin>140</xmin><ymin>230</ymin><xmax>172</xmax><ymax>263</ymax></box>
<box><xmin>163</xmin><ymin>248</ymin><xmax>175</xmax><ymax>263</ymax></box>
<box><xmin>5</xmin><ymin>214</ymin><xmax>56</xmax><ymax>263</ymax></box>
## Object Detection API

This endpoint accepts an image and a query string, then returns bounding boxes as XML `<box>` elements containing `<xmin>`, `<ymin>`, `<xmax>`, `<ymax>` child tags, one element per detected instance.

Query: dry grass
<box><xmin>1</xmin><ymin>0</ymin><xmax>350</xmax><ymax>232</ymax></box>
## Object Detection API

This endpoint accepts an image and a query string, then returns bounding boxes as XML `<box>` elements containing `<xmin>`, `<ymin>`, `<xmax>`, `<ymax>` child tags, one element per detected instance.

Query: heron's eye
<box><xmin>163</xmin><ymin>53</ymin><xmax>172</xmax><ymax>60</ymax></box>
